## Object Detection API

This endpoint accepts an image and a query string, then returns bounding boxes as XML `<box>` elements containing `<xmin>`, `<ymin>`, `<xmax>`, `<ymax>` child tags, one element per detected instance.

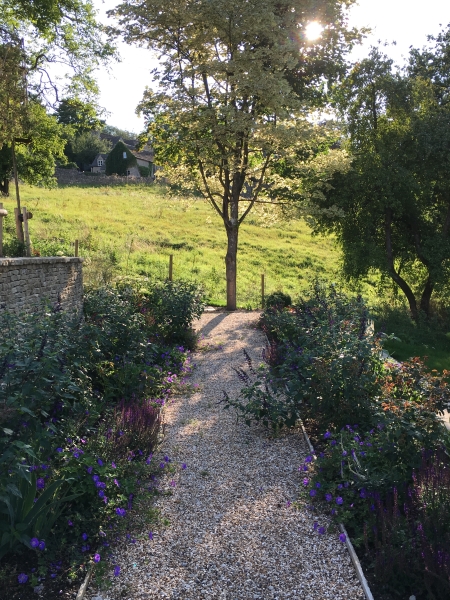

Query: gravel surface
<box><xmin>89</xmin><ymin>311</ymin><xmax>365</xmax><ymax>600</ymax></box>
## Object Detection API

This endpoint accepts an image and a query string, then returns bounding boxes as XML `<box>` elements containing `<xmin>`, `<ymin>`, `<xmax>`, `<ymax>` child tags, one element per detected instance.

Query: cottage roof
<box><xmin>90</xmin><ymin>153</ymin><xmax>108</xmax><ymax>166</ymax></box>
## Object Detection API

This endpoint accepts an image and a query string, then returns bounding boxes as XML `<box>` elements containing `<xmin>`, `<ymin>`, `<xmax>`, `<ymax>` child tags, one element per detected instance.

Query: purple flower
<box><xmin>325</xmin><ymin>493</ymin><xmax>332</xmax><ymax>502</ymax></box>
<box><xmin>116</xmin><ymin>508</ymin><xmax>126</xmax><ymax>517</ymax></box>
<box><xmin>331</xmin><ymin>440</ymin><xmax>337</xmax><ymax>446</ymax></box>
<box><xmin>36</xmin><ymin>478</ymin><xmax>45</xmax><ymax>490</ymax></box>
<box><xmin>98</xmin><ymin>490</ymin><xmax>105</xmax><ymax>498</ymax></box>
<box><xmin>318</xmin><ymin>526</ymin><xmax>326</xmax><ymax>535</ymax></box>
<box><xmin>51</xmin><ymin>573</ymin><xmax>57</xmax><ymax>578</ymax></box>
<box><xmin>315</xmin><ymin>482</ymin><xmax>321</xmax><ymax>489</ymax></box>
<box><xmin>331</xmin><ymin>508</ymin><xmax>336</xmax><ymax>516</ymax></box>
<box><xmin>305</xmin><ymin>455</ymin><xmax>313</xmax><ymax>463</ymax></box>
<box><xmin>112</xmin><ymin>462</ymin><xmax>116</xmax><ymax>469</ymax></box>
<box><xmin>181</xmin><ymin>463</ymin><xmax>187</xmax><ymax>470</ymax></box>
<box><xmin>87</xmin><ymin>466</ymin><xmax>93</xmax><ymax>474</ymax></box>
<box><xmin>360</xmin><ymin>490</ymin><xmax>367</xmax><ymax>498</ymax></box>
<box><xmin>336</xmin><ymin>497</ymin><xmax>344</xmax><ymax>505</ymax></box>
<box><xmin>337</xmin><ymin>484</ymin><xmax>343</xmax><ymax>490</ymax></box>
<box><xmin>96</xmin><ymin>481</ymin><xmax>105</xmax><ymax>489</ymax></box>
<box><xmin>30</xmin><ymin>537</ymin><xmax>39</xmax><ymax>548</ymax></box>
<box><xmin>342</xmin><ymin>451</ymin><xmax>348</xmax><ymax>457</ymax></box>
<box><xmin>324</xmin><ymin>431</ymin><xmax>331</xmax><ymax>439</ymax></box>
<box><xmin>170</xmin><ymin>480</ymin><xmax>176</xmax><ymax>487</ymax></box>
<box><xmin>164</xmin><ymin>455</ymin><xmax>170</xmax><ymax>462</ymax></box>
<box><xmin>360</xmin><ymin>451</ymin><xmax>366</xmax><ymax>457</ymax></box>
<box><xmin>93</xmin><ymin>553</ymin><xmax>101</xmax><ymax>563</ymax></box>
<box><xmin>97</xmin><ymin>459</ymin><xmax>103</xmax><ymax>466</ymax></box>
<box><xmin>302</xmin><ymin>478</ymin><xmax>309</xmax><ymax>486</ymax></box>
<box><xmin>160</xmin><ymin>462</ymin><xmax>165</xmax><ymax>469</ymax></box>
<box><xmin>339</xmin><ymin>533</ymin><xmax>346</xmax><ymax>543</ymax></box>
<box><xmin>56</xmin><ymin>448</ymin><xmax>63</xmax><ymax>453</ymax></box>
<box><xmin>68</xmin><ymin>519</ymin><xmax>73</xmax><ymax>526</ymax></box>
<box><xmin>313</xmin><ymin>522</ymin><xmax>318</xmax><ymax>530</ymax></box>
<box><xmin>82</xmin><ymin>533</ymin><xmax>88</xmax><ymax>541</ymax></box>
<box><xmin>309</xmin><ymin>489</ymin><xmax>317</xmax><ymax>497</ymax></box>
<box><xmin>92</xmin><ymin>475</ymin><xmax>99</xmax><ymax>482</ymax></box>
<box><xmin>38</xmin><ymin>540</ymin><xmax>45</xmax><ymax>550</ymax></box>
<box><xmin>114</xmin><ymin>566</ymin><xmax>121</xmax><ymax>576</ymax></box>
<box><xmin>148</xmin><ymin>531</ymin><xmax>153</xmax><ymax>540</ymax></box>
<box><xmin>114</xmin><ymin>479</ymin><xmax>120</xmax><ymax>487</ymax></box>
<box><xmin>18</xmin><ymin>573</ymin><xmax>28</xmax><ymax>584</ymax></box>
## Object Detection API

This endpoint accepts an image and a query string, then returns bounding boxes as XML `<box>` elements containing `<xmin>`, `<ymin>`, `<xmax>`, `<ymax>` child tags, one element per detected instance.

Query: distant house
<box><xmin>91</xmin><ymin>153</ymin><xmax>108</xmax><ymax>173</ymax></box>
<box><xmin>90</xmin><ymin>136</ymin><xmax>155</xmax><ymax>177</ymax></box>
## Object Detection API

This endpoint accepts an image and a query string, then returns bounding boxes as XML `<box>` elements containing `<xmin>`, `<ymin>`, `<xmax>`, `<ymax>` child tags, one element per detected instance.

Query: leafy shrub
<box><xmin>0</xmin><ymin>284</ymin><xmax>198</xmax><ymax>563</ymax></box>
<box><xmin>135</xmin><ymin>280</ymin><xmax>205</xmax><ymax>348</ymax></box>
<box><xmin>264</xmin><ymin>291</ymin><xmax>291</xmax><ymax>310</ymax></box>
<box><xmin>240</xmin><ymin>282</ymin><xmax>382</xmax><ymax>430</ymax></box>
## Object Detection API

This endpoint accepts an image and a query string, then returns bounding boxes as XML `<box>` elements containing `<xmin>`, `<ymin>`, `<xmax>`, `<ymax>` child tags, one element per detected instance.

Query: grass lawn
<box><xmin>3</xmin><ymin>182</ymin><xmax>348</xmax><ymax>307</ymax></box>
<box><xmin>3</xmin><ymin>181</ymin><xmax>449</xmax><ymax>371</ymax></box>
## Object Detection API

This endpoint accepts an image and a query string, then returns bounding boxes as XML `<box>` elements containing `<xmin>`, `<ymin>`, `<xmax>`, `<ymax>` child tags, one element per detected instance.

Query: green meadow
<box><xmin>6</xmin><ymin>182</ymin><xmax>345</xmax><ymax>307</ymax></box>
<box><xmin>3</xmin><ymin>181</ymin><xmax>450</xmax><ymax>370</ymax></box>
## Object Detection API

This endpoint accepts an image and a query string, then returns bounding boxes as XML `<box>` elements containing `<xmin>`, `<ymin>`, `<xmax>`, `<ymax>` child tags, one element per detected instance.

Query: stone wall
<box><xmin>55</xmin><ymin>168</ymin><xmax>153</xmax><ymax>186</ymax></box>
<box><xmin>0</xmin><ymin>257</ymin><xmax>83</xmax><ymax>313</ymax></box>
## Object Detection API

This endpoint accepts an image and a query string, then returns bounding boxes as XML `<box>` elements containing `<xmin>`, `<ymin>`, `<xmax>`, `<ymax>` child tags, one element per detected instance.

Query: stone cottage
<box><xmin>90</xmin><ymin>136</ymin><xmax>155</xmax><ymax>177</ymax></box>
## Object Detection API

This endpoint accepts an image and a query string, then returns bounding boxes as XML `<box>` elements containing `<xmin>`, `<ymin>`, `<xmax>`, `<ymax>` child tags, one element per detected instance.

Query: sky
<box><xmin>92</xmin><ymin>0</ymin><xmax>450</xmax><ymax>134</ymax></box>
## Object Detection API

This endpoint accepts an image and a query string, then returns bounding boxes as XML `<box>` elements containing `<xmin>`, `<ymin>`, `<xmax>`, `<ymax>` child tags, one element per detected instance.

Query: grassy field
<box><xmin>3</xmin><ymin>182</ymin><xmax>348</xmax><ymax>307</ymax></box>
<box><xmin>3</xmin><ymin>181</ymin><xmax>450</xmax><ymax>371</ymax></box>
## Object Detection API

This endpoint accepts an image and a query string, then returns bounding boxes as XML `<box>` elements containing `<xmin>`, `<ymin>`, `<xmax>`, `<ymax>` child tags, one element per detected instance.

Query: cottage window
<box><xmin>98</xmin><ymin>159</ymin><xmax>103</xmax><ymax>166</ymax></box>
<box><xmin>127</xmin><ymin>169</ymin><xmax>131</xmax><ymax>176</ymax></box>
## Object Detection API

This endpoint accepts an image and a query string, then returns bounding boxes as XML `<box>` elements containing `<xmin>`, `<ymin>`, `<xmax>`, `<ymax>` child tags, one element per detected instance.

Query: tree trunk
<box><xmin>225</xmin><ymin>224</ymin><xmax>238</xmax><ymax>311</ymax></box>
<box><xmin>0</xmin><ymin>178</ymin><xmax>9</xmax><ymax>196</ymax></box>
<box><xmin>385</xmin><ymin>208</ymin><xmax>419</xmax><ymax>320</ymax></box>
<box><xmin>420</xmin><ymin>277</ymin><xmax>434</xmax><ymax>317</ymax></box>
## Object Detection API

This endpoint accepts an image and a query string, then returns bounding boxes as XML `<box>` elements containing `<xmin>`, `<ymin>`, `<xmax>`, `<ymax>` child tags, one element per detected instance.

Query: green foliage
<box><xmin>307</xmin><ymin>40</ymin><xmax>450</xmax><ymax>317</ymax></box>
<box><xmin>115</xmin><ymin>0</ymin><xmax>361</xmax><ymax>308</ymax></box>
<box><xmin>55</xmin><ymin>98</ymin><xmax>105</xmax><ymax>134</ymax></box>
<box><xmin>105</xmin><ymin>141</ymin><xmax>137</xmax><ymax>176</ymax></box>
<box><xmin>0</xmin><ymin>284</ymin><xmax>200</xmax><ymax>561</ymax></box>
<box><xmin>127</xmin><ymin>280</ymin><xmax>206</xmax><ymax>348</ymax></box>
<box><xmin>67</xmin><ymin>131</ymin><xmax>111</xmax><ymax>170</ymax></box>
<box><xmin>138</xmin><ymin>165</ymin><xmax>150</xmax><ymax>177</ymax></box>
<box><xmin>264</xmin><ymin>291</ymin><xmax>291</xmax><ymax>310</ymax></box>
<box><xmin>262</xmin><ymin>283</ymin><xmax>382</xmax><ymax>428</ymax></box>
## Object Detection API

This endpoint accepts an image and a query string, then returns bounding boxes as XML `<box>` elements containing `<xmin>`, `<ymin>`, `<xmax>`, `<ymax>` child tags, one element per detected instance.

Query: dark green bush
<box><xmin>264</xmin><ymin>291</ymin><xmax>291</xmax><ymax>310</ymax></box>
<box><xmin>0</xmin><ymin>284</ymin><xmax>198</xmax><ymax>563</ymax></box>
<box><xmin>135</xmin><ymin>280</ymin><xmax>205</xmax><ymax>348</ymax></box>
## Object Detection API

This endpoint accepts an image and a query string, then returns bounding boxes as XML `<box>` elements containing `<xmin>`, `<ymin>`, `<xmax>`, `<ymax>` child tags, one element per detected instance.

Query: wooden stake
<box><xmin>0</xmin><ymin>202</ymin><xmax>6</xmax><ymax>257</ymax></box>
<box><xmin>261</xmin><ymin>273</ymin><xmax>265</xmax><ymax>308</ymax></box>
<box><xmin>169</xmin><ymin>254</ymin><xmax>173</xmax><ymax>281</ymax></box>
<box><xmin>12</xmin><ymin>141</ymin><xmax>24</xmax><ymax>243</ymax></box>
<box><xmin>22</xmin><ymin>206</ymin><xmax>31</xmax><ymax>256</ymax></box>
<box><xmin>14</xmin><ymin>207</ymin><xmax>24</xmax><ymax>244</ymax></box>
<box><xmin>74</xmin><ymin>239</ymin><xmax>79</xmax><ymax>257</ymax></box>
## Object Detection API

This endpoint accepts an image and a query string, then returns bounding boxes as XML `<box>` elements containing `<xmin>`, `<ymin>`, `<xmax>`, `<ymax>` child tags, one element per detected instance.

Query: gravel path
<box><xmin>91</xmin><ymin>311</ymin><xmax>365</xmax><ymax>600</ymax></box>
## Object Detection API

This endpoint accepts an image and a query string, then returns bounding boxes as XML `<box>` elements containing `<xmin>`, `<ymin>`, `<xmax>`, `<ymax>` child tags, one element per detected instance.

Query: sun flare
<box><xmin>305</xmin><ymin>21</ymin><xmax>323</xmax><ymax>41</ymax></box>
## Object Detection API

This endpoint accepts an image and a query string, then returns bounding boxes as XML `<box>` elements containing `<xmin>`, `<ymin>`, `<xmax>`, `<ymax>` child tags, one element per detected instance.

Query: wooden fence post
<box><xmin>261</xmin><ymin>273</ymin><xmax>265</xmax><ymax>308</ymax></box>
<box><xmin>0</xmin><ymin>203</ymin><xmax>7</xmax><ymax>257</ymax></box>
<box><xmin>169</xmin><ymin>254</ymin><xmax>173</xmax><ymax>281</ymax></box>
<box><xmin>22</xmin><ymin>206</ymin><xmax>31</xmax><ymax>256</ymax></box>
<box><xmin>74</xmin><ymin>239</ymin><xmax>79</xmax><ymax>257</ymax></box>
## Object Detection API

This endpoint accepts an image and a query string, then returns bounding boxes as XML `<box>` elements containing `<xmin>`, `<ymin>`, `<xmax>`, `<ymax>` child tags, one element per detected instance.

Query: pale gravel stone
<box><xmin>90</xmin><ymin>311</ymin><xmax>365</xmax><ymax>600</ymax></box>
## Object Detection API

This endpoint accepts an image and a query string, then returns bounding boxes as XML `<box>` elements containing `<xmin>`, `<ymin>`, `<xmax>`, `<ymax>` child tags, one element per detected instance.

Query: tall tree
<box><xmin>0</xmin><ymin>100</ymin><xmax>68</xmax><ymax>194</ymax></box>
<box><xmin>304</xmin><ymin>43</ymin><xmax>450</xmax><ymax>319</ymax></box>
<box><xmin>112</xmin><ymin>0</ymin><xmax>360</xmax><ymax>309</ymax></box>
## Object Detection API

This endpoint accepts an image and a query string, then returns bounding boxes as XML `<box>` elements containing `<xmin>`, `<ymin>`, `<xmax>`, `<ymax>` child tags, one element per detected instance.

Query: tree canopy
<box><xmin>112</xmin><ymin>0</ymin><xmax>360</xmax><ymax>309</ymax></box>
<box><xmin>305</xmin><ymin>39</ymin><xmax>450</xmax><ymax>318</ymax></box>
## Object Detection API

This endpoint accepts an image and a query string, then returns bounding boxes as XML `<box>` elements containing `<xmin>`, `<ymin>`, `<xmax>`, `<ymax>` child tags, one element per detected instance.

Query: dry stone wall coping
<box><xmin>0</xmin><ymin>257</ymin><xmax>83</xmax><ymax>266</ymax></box>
